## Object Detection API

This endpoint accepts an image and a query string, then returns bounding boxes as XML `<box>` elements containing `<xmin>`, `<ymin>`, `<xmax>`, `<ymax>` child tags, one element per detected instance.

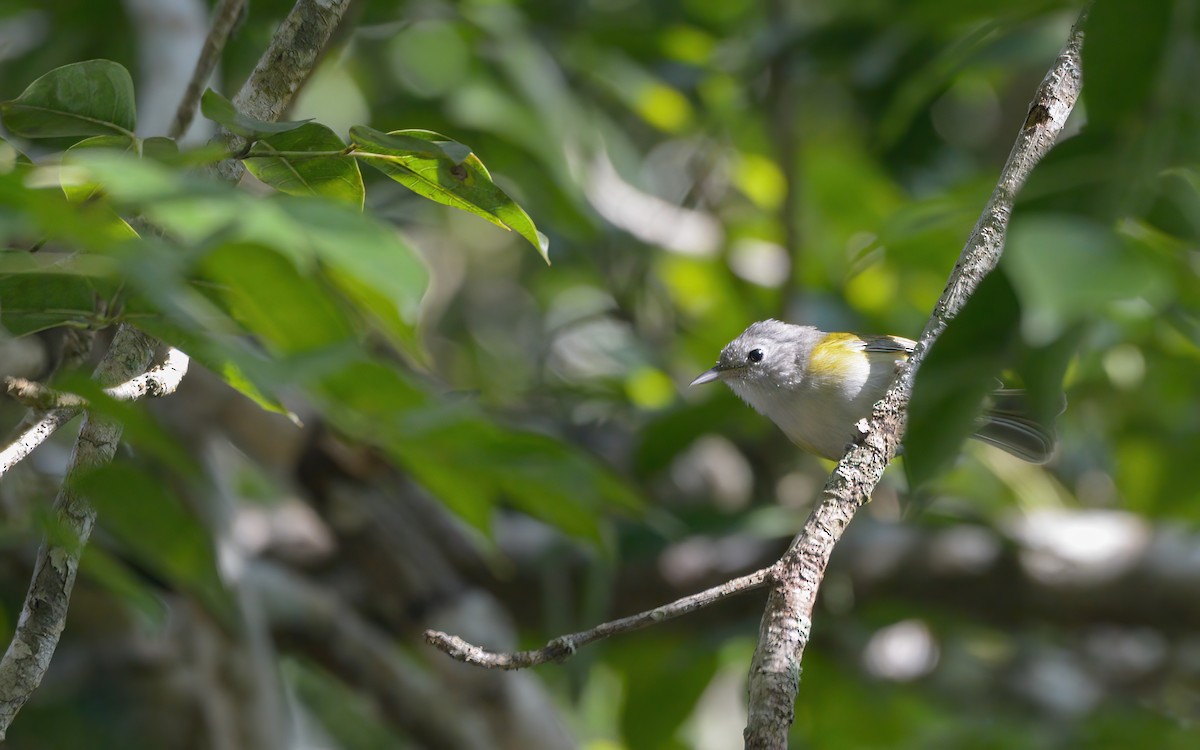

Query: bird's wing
<box><xmin>860</xmin><ymin>335</ymin><xmax>916</xmax><ymax>356</ymax></box>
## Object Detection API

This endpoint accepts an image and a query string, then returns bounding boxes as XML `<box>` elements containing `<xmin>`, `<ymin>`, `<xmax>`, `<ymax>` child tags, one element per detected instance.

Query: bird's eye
<box><xmin>748</xmin><ymin>349</ymin><xmax>764</xmax><ymax>363</ymax></box>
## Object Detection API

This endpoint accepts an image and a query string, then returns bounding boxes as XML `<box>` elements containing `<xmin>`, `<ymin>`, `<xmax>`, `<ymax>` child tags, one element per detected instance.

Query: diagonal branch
<box><xmin>214</xmin><ymin>0</ymin><xmax>353</xmax><ymax>184</ymax></box>
<box><xmin>169</xmin><ymin>0</ymin><xmax>249</xmax><ymax>139</ymax></box>
<box><xmin>741</xmin><ymin>10</ymin><xmax>1089</xmax><ymax>749</ymax></box>
<box><xmin>0</xmin><ymin>410</ymin><xmax>80</xmax><ymax>478</ymax></box>
<box><xmin>425</xmin><ymin>567</ymin><xmax>771</xmax><ymax>669</ymax></box>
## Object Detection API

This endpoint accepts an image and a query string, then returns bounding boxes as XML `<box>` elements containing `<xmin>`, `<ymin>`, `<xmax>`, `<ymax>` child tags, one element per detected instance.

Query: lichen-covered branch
<box><xmin>741</xmin><ymin>11</ymin><xmax>1089</xmax><ymax>749</ymax></box>
<box><xmin>0</xmin><ymin>410</ymin><xmax>81</xmax><ymax>478</ymax></box>
<box><xmin>215</xmin><ymin>0</ymin><xmax>353</xmax><ymax>183</ymax></box>
<box><xmin>0</xmin><ymin>325</ymin><xmax>156</xmax><ymax>738</ymax></box>
<box><xmin>0</xmin><ymin>347</ymin><xmax>191</xmax><ymax>479</ymax></box>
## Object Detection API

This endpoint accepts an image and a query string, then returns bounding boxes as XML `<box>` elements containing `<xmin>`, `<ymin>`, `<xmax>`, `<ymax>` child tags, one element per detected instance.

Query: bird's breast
<box><xmin>729</xmin><ymin>359</ymin><xmax>875</xmax><ymax>460</ymax></box>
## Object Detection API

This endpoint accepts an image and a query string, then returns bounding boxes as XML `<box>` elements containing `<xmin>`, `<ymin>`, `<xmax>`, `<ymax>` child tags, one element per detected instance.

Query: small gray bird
<box><xmin>691</xmin><ymin>319</ymin><xmax>1055</xmax><ymax>462</ymax></box>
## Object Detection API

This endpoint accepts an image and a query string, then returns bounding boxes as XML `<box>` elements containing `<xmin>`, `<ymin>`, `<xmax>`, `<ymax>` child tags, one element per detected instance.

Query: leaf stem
<box><xmin>242</xmin><ymin>148</ymin><xmax>350</xmax><ymax>159</ymax></box>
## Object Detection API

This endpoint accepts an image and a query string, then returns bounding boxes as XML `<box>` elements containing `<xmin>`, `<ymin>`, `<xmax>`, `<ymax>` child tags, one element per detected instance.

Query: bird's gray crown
<box><xmin>716</xmin><ymin>319</ymin><xmax>822</xmax><ymax>381</ymax></box>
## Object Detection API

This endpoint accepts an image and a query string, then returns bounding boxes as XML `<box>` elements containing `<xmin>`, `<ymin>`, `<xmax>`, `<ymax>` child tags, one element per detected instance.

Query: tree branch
<box><xmin>169</xmin><ymin>0</ymin><xmax>249</xmax><ymax>139</ymax></box>
<box><xmin>215</xmin><ymin>0</ymin><xmax>352</xmax><ymax>184</ymax></box>
<box><xmin>741</xmin><ymin>11</ymin><xmax>1089</xmax><ymax>749</ymax></box>
<box><xmin>0</xmin><ymin>347</ymin><xmax>190</xmax><ymax>479</ymax></box>
<box><xmin>105</xmin><ymin>346</ymin><xmax>191</xmax><ymax>401</ymax></box>
<box><xmin>425</xmin><ymin>566</ymin><xmax>770</xmax><ymax>669</ymax></box>
<box><xmin>4</xmin><ymin>379</ymin><xmax>87</xmax><ymax>411</ymax></box>
<box><xmin>0</xmin><ymin>325</ymin><xmax>156</xmax><ymax>738</ymax></box>
<box><xmin>0</xmin><ymin>410</ymin><xmax>80</xmax><ymax>478</ymax></box>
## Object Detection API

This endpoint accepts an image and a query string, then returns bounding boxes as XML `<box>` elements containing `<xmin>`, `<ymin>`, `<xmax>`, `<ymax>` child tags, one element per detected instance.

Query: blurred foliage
<box><xmin>1</xmin><ymin>0</ymin><xmax>1199</xmax><ymax>747</ymax></box>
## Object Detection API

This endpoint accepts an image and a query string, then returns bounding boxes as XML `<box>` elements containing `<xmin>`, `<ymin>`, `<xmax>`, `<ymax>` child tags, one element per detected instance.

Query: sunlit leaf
<box><xmin>350</xmin><ymin>125</ymin><xmax>549</xmax><ymax>262</ymax></box>
<box><xmin>0</xmin><ymin>60</ymin><xmax>136</xmax><ymax>139</ymax></box>
<box><xmin>0</xmin><ymin>137</ymin><xmax>32</xmax><ymax>174</ymax></box>
<box><xmin>199</xmin><ymin>242</ymin><xmax>356</xmax><ymax>355</ymax></box>
<box><xmin>270</xmin><ymin>198</ymin><xmax>428</xmax><ymax>335</ymax></box>
<box><xmin>323</xmin><ymin>264</ymin><xmax>427</xmax><ymax>363</ymax></box>
<box><xmin>136</xmin><ymin>317</ymin><xmax>302</xmax><ymax>425</ymax></box>
<box><xmin>62</xmin><ymin>135</ymin><xmax>135</xmax><ymax>202</ymax></box>
<box><xmin>244</xmin><ymin>123</ymin><xmax>365</xmax><ymax>207</ymax></box>
<box><xmin>62</xmin><ymin>152</ymin><xmax>428</xmax><ymax>360</ymax></box>
<box><xmin>199</xmin><ymin>88</ymin><xmax>311</xmax><ymax>139</ymax></box>
<box><xmin>60</xmin><ymin>135</ymin><xmax>140</xmax><ymax>240</ymax></box>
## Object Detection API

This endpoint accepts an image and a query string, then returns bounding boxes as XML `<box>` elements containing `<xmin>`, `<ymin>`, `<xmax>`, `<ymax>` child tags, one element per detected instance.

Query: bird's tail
<box><xmin>972</xmin><ymin>389</ymin><xmax>1062</xmax><ymax>464</ymax></box>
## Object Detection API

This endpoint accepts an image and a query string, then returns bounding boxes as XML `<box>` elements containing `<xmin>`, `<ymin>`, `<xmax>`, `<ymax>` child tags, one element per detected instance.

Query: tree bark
<box><xmin>742</xmin><ymin>11</ymin><xmax>1089</xmax><ymax>748</ymax></box>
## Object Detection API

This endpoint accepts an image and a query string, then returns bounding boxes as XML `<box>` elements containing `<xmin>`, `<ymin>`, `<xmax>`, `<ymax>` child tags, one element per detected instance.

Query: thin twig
<box><xmin>170</xmin><ymin>0</ymin><xmax>249</xmax><ymax>140</ymax></box>
<box><xmin>742</xmin><ymin>9</ymin><xmax>1089</xmax><ymax>749</ymax></box>
<box><xmin>425</xmin><ymin>566</ymin><xmax>771</xmax><ymax>669</ymax></box>
<box><xmin>0</xmin><ymin>348</ymin><xmax>191</xmax><ymax>480</ymax></box>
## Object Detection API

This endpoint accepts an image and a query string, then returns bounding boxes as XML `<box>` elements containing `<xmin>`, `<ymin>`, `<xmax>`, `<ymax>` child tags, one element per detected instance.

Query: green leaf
<box><xmin>79</xmin><ymin>546</ymin><xmax>167</xmax><ymax>622</ymax></box>
<box><xmin>0</xmin><ymin>60</ymin><xmax>136</xmax><ymax>139</ymax></box>
<box><xmin>323</xmin><ymin>264</ymin><xmax>428</xmax><ymax>363</ymax></box>
<box><xmin>61</xmin><ymin>151</ymin><xmax>429</xmax><ymax>361</ymax></box>
<box><xmin>492</xmin><ymin>429</ymin><xmax>642</xmax><ymax>539</ymax></box>
<box><xmin>62</xmin><ymin>135</ymin><xmax>136</xmax><ymax>202</ymax></box>
<box><xmin>77</xmin><ymin>463</ymin><xmax>230</xmax><ymax>620</ymax></box>
<box><xmin>243</xmin><ymin>123</ymin><xmax>365</xmax><ymax>207</ymax></box>
<box><xmin>350</xmin><ymin>125</ymin><xmax>549</xmax><ymax>262</ymax></box>
<box><xmin>199</xmin><ymin>88</ymin><xmax>311</xmax><ymax>139</ymax></box>
<box><xmin>316</xmin><ymin>358</ymin><xmax>640</xmax><ymax>542</ymax></box>
<box><xmin>1012</xmin><ymin>326</ymin><xmax>1080</xmax><ymax>438</ymax></box>
<box><xmin>350</xmin><ymin>126</ymin><xmax>460</xmax><ymax>160</ymax></box>
<box><xmin>0</xmin><ymin>251</ymin><xmax>122</xmax><ymax>334</ymax></box>
<box><xmin>272</xmin><ymin>198</ymin><xmax>428</xmax><ymax>338</ymax></box>
<box><xmin>1004</xmin><ymin>215</ymin><xmax>1171</xmax><ymax>344</ymax></box>
<box><xmin>906</xmin><ymin>270</ymin><xmax>1019</xmax><ymax>489</ymax></box>
<box><xmin>1084</xmin><ymin>0</ymin><xmax>1172</xmax><ymax>132</ymax></box>
<box><xmin>135</xmin><ymin>317</ymin><xmax>302</xmax><ymax>426</ymax></box>
<box><xmin>613</xmin><ymin>635</ymin><xmax>722</xmax><ymax>750</ymax></box>
<box><xmin>60</xmin><ymin>136</ymin><xmax>140</xmax><ymax>241</ymax></box>
<box><xmin>199</xmin><ymin>242</ymin><xmax>356</xmax><ymax>355</ymax></box>
<box><xmin>0</xmin><ymin>137</ymin><xmax>32</xmax><ymax>174</ymax></box>
<box><xmin>141</xmin><ymin>136</ymin><xmax>180</xmax><ymax>162</ymax></box>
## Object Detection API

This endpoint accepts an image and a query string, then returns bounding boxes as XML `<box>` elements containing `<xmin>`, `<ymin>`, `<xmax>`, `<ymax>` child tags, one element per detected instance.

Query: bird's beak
<box><xmin>689</xmin><ymin>367</ymin><xmax>723</xmax><ymax>387</ymax></box>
